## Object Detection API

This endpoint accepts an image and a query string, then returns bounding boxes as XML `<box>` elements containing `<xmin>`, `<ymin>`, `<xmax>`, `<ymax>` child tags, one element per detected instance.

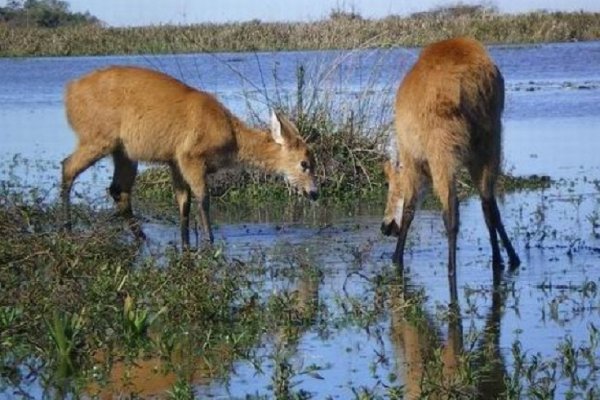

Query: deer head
<box><xmin>270</xmin><ymin>111</ymin><xmax>318</xmax><ymax>201</ymax></box>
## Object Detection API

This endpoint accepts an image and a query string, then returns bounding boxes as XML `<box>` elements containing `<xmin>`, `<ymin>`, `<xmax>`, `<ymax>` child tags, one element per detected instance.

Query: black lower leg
<box><xmin>109</xmin><ymin>185</ymin><xmax>145</xmax><ymax>240</ymax></box>
<box><xmin>61</xmin><ymin>160</ymin><xmax>73</xmax><ymax>232</ymax></box>
<box><xmin>391</xmin><ymin>206</ymin><xmax>415</xmax><ymax>271</ymax></box>
<box><xmin>482</xmin><ymin>197</ymin><xmax>504</xmax><ymax>271</ymax></box>
<box><xmin>199</xmin><ymin>195</ymin><xmax>214</xmax><ymax>244</ymax></box>
<box><xmin>180</xmin><ymin>201</ymin><xmax>191</xmax><ymax>249</ymax></box>
<box><xmin>180</xmin><ymin>221</ymin><xmax>190</xmax><ymax>250</ymax></box>
<box><xmin>109</xmin><ymin>182</ymin><xmax>121</xmax><ymax>202</ymax></box>
<box><xmin>122</xmin><ymin>201</ymin><xmax>145</xmax><ymax>241</ymax></box>
<box><xmin>443</xmin><ymin>191</ymin><xmax>459</xmax><ymax>280</ymax></box>
<box><xmin>60</xmin><ymin>184</ymin><xmax>72</xmax><ymax>231</ymax></box>
<box><xmin>490</xmin><ymin>198</ymin><xmax>520</xmax><ymax>269</ymax></box>
<box><xmin>448</xmin><ymin>272</ymin><xmax>459</xmax><ymax>306</ymax></box>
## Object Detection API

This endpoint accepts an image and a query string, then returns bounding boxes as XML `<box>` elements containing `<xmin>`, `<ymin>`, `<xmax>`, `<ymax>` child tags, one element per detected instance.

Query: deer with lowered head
<box><xmin>61</xmin><ymin>66</ymin><xmax>318</xmax><ymax>248</ymax></box>
<box><xmin>381</xmin><ymin>37</ymin><xmax>520</xmax><ymax>283</ymax></box>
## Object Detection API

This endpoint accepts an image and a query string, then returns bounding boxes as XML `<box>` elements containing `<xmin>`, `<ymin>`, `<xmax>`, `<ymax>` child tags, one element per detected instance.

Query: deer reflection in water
<box><xmin>84</xmin><ymin>266</ymin><xmax>320</xmax><ymax>399</ymax></box>
<box><xmin>389</xmin><ymin>274</ymin><xmax>508</xmax><ymax>399</ymax></box>
<box><xmin>271</xmin><ymin>266</ymin><xmax>322</xmax><ymax>399</ymax></box>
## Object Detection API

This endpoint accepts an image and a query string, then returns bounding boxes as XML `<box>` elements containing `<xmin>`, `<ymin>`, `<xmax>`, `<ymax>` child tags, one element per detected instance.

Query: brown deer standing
<box><xmin>381</xmin><ymin>37</ymin><xmax>520</xmax><ymax>286</ymax></box>
<box><xmin>62</xmin><ymin>66</ymin><xmax>318</xmax><ymax>247</ymax></box>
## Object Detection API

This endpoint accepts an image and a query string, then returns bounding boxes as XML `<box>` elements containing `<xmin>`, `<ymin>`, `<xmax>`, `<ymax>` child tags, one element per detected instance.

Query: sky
<box><xmin>7</xmin><ymin>0</ymin><xmax>600</xmax><ymax>26</ymax></box>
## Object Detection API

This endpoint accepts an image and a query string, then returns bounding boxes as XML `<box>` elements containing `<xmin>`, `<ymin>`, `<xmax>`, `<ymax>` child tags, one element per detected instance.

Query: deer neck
<box><xmin>233</xmin><ymin>117</ymin><xmax>282</xmax><ymax>173</ymax></box>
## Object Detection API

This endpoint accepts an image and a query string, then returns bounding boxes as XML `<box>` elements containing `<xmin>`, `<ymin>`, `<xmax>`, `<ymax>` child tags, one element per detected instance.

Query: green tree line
<box><xmin>0</xmin><ymin>0</ymin><xmax>99</xmax><ymax>28</ymax></box>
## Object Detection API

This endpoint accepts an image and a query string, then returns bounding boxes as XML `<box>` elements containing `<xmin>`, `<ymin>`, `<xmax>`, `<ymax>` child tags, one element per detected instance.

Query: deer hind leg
<box><xmin>431</xmin><ymin>162</ymin><xmax>459</xmax><ymax>301</ymax></box>
<box><xmin>471</xmin><ymin>163</ymin><xmax>520</xmax><ymax>273</ymax></box>
<box><xmin>470</xmin><ymin>163</ymin><xmax>503</xmax><ymax>271</ymax></box>
<box><xmin>177</xmin><ymin>155</ymin><xmax>214</xmax><ymax>245</ymax></box>
<box><xmin>442</xmin><ymin>304</ymin><xmax>464</xmax><ymax>381</ymax></box>
<box><xmin>169</xmin><ymin>162</ymin><xmax>192</xmax><ymax>249</ymax></box>
<box><xmin>392</xmin><ymin>195</ymin><xmax>417</xmax><ymax>271</ymax></box>
<box><xmin>392</xmin><ymin>160</ymin><xmax>424</xmax><ymax>271</ymax></box>
<box><xmin>61</xmin><ymin>140</ymin><xmax>112</xmax><ymax>230</ymax></box>
<box><xmin>493</xmin><ymin>199</ymin><xmax>520</xmax><ymax>269</ymax></box>
<box><xmin>110</xmin><ymin>148</ymin><xmax>144</xmax><ymax>240</ymax></box>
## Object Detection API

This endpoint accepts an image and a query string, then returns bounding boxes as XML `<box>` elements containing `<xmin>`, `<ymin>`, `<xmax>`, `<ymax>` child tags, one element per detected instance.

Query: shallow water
<box><xmin>1</xmin><ymin>42</ymin><xmax>600</xmax><ymax>398</ymax></box>
<box><xmin>195</xmin><ymin>160</ymin><xmax>600</xmax><ymax>398</ymax></box>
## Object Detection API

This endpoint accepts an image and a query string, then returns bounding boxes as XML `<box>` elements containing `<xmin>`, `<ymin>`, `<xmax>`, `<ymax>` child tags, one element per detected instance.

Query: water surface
<box><xmin>1</xmin><ymin>42</ymin><xmax>600</xmax><ymax>399</ymax></box>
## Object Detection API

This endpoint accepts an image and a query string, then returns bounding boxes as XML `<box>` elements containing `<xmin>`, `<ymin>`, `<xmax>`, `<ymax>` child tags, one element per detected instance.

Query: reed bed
<box><xmin>1</xmin><ymin>11</ymin><xmax>599</xmax><ymax>57</ymax></box>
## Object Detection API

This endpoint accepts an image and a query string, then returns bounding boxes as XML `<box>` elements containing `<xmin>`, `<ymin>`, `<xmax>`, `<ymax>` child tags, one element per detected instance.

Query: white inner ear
<box><xmin>270</xmin><ymin>111</ymin><xmax>285</xmax><ymax>145</ymax></box>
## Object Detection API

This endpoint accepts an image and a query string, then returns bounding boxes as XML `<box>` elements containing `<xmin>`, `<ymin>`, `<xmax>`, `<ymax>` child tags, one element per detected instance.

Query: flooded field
<box><xmin>1</xmin><ymin>42</ymin><xmax>600</xmax><ymax>399</ymax></box>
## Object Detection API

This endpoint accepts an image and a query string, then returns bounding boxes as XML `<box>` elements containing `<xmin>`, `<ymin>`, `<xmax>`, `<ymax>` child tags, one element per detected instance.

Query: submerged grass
<box><xmin>1</xmin><ymin>185</ymin><xmax>599</xmax><ymax>397</ymax></box>
<box><xmin>1</xmin><ymin>10</ymin><xmax>599</xmax><ymax>57</ymax></box>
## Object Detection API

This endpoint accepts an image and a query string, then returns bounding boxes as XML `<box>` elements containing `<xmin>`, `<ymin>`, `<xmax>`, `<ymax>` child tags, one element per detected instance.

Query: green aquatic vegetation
<box><xmin>537</xmin><ymin>278</ymin><xmax>600</xmax><ymax>331</ymax></box>
<box><xmin>167</xmin><ymin>378</ymin><xmax>196</xmax><ymax>400</ymax></box>
<box><xmin>121</xmin><ymin>293</ymin><xmax>166</xmax><ymax>350</ymax></box>
<box><xmin>0</xmin><ymin>154</ymin><xmax>595</xmax><ymax>398</ymax></box>
<box><xmin>44</xmin><ymin>309</ymin><xmax>88</xmax><ymax>394</ymax></box>
<box><xmin>588</xmin><ymin>208</ymin><xmax>600</xmax><ymax>238</ymax></box>
<box><xmin>0</xmin><ymin>194</ymin><xmax>275</xmax><ymax>397</ymax></box>
<box><xmin>0</xmin><ymin>186</ymin><xmax>374</xmax><ymax>398</ymax></box>
<box><xmin>506</xmin><ymin>324</ymin><xmax>600</xmax><ymax>399</ymax></box>
<box><xmin>0</xmin><ymin>305</ymin><xmax>22</xmax><ymax>332</ymax></box>
<box><xmin>270</xmin><ymin>345</ymin><xmax>312</xmax><ymax>400</ymax></box>
<box><xmin>134</xmin><ymin>155</ymin><xmax>550</xmax><ymax>217</ymax></box>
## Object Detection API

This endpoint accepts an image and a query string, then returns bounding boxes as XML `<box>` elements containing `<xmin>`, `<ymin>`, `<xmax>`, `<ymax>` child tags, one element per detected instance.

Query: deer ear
<box><xmin>270</xmin><ymin>110</ymin><xmax>286</xmax><ymax>146</ymax></box>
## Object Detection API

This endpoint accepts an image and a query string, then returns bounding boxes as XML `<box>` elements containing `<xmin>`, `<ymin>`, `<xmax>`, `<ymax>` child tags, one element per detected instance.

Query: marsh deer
<box><xmin>62</xmin><ymin>66</ymin><xmax>318</xmax><ymax>247</ymax></box>
<box><xmin>381</xmin><ymin>37</ymin><xmax>520</xmax><ymax>282</ymax></box>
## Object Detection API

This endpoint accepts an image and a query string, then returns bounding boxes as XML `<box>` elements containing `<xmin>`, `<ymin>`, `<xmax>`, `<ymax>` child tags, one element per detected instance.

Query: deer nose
<box><xmin>381</xmin><ymin>222</ymin><xmax>392</xmax><ymax>236</ymax></box>
<box><xmin>304</xmin><ymin>189</ymin><xmax>318</xmax><ymax>201</ymax></box>
<box><xmin>381</xmin><ymin>220</ymin><xmax>400</xmax><ymax>237</ymax></box>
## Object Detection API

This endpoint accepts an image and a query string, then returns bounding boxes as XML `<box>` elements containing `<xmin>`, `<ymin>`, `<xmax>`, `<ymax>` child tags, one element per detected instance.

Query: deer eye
<box><xmin>301</xmin><ymin>160</ymin><xmax>310</xmax><ymax>171</ymax></box>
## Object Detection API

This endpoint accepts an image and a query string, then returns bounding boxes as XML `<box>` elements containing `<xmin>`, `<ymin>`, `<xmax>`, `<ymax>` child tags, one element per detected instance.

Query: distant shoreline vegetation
<box><xmin>0</xmin><ymin>0</ymin><xmax>99</xmax><ymax>29</ymax></box>
<box><xmin>0</xmin><ymin>4</ymin><xmax>599</xmax><ymax>57</ymax></box>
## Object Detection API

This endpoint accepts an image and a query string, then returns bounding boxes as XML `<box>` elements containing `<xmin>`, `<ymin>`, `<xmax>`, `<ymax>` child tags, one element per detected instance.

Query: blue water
<box><xmin>1</xmin><ymin>41</ymin><xmax>599</xmax><ymax>192</ymax></box>
<box><xmin>0</xmin><ymin>41</ymin><xmax>599</xmax><ymax>112</ymax></box>
<box><xmin>1</xmin><ymin>42</ymin><xmax>600</xmax><ymax>399</ymax></box>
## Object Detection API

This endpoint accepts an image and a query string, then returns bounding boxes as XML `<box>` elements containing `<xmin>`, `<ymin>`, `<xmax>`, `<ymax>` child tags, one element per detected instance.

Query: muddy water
<box><xmin>1</xmin><ymin>42</ymin><xmax>600</xmax><ymax>398</ymax></box>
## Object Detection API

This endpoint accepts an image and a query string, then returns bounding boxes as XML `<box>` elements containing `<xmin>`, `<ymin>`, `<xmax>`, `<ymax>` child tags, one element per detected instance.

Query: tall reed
<box><xmin>1</xmin><ymin>11</ymin><xmax>598</xmax><ymax>57</ymax></box>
